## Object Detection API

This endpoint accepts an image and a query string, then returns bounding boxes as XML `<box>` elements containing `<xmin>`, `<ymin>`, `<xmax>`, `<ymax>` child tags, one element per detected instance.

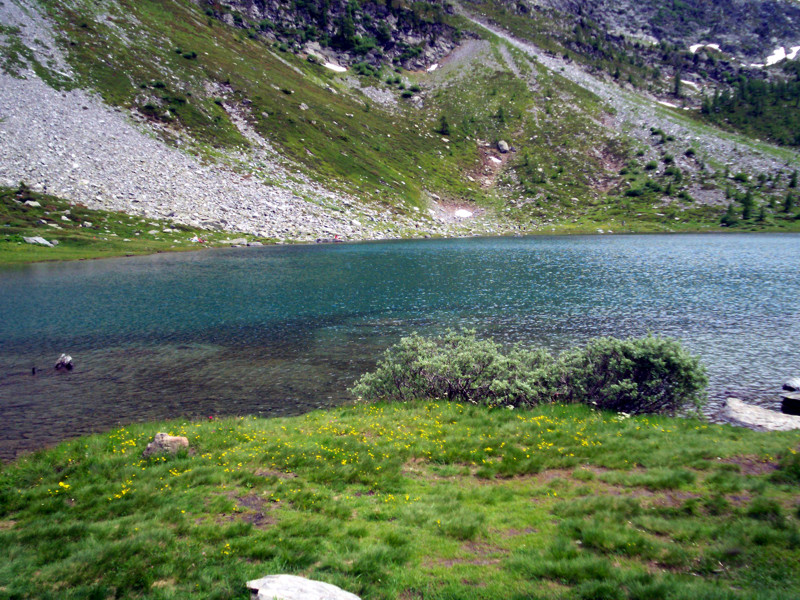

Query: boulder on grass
<box><xmin>142</xmin><ymin>432</ymin><xmax>189</xmax><ymax>457</ymax></box>
<box><xmin>246</xmin><ymin>575</ymin><xmax>361</xmax><ymax>600</ymax></box>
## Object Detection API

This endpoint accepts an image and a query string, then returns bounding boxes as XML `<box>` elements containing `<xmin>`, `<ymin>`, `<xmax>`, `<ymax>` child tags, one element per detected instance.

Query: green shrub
<box><xmin>350</xmin><ymin>330</ymin><xmax>554</xmax><ymax>407</ymax></box>
<box><xmin>555</xmin><ymin>335</ymin><xmax>707</xmax><ymax>415</ymax></box>
<box><xmin>351</xmin><ymin>332</ymin><xmax>707</xmax><ymax>415</ymax></box>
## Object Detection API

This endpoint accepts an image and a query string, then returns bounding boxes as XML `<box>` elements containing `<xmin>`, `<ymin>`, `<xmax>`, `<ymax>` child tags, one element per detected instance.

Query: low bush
<box><xmin>351</xmin><ymin>331</ymin><xmax>707</xmax><ymax>415</ymax></box>
<box><xmin>555</xmin><ymin>335</ymin><xmax>707</xmax><ymax>415</ymax></box>
<box><xmin>350</xmin><ymin>330</ymin><xmax>554</xmax><ymax>407</ymax></box>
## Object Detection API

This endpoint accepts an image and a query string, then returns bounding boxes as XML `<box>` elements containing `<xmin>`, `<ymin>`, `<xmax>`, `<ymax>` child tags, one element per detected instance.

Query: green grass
<box><xmin>1</xmin><ymin>401</ymin><xmax>799</xmax><ymax>599</ymax></box>
<box><xmin>0</xmin><ymin>186</ymin><xmax>271</xmax><ymax>265</ymax></box>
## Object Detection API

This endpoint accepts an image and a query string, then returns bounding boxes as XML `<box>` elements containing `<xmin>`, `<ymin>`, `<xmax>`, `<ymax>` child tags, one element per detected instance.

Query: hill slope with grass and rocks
<box><xmin>1</xmin><ymin>0</ymin><xmax>800</xmax><ymax>259</ymax></box>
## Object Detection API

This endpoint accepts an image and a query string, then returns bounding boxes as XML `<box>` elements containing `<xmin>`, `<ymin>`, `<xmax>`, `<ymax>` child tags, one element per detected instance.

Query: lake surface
<box><xmin>1</xmin><ymin>233</ymin><xmax>798</xmax><ymax>460</ymax></box>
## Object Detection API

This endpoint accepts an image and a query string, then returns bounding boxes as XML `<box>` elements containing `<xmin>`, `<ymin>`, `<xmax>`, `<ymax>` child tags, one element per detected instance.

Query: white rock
<box><xmin>22</xmin><ymin>236</ymin><xmax>54</xmax><ymax>247</ymax></box>
<box><xmin>723</xmin><ymin>398</ymin><xmax>800</xmax><ymax>431</ymax></box>
<box><xmin>783</xmin><ymin>377</ymin><xmax>800</xmax><ymax>392</ymax></box>
<box><xmin>246</xmin><ymin>575</ymin><xmax>361</xmax><ymax>600</ymax></box>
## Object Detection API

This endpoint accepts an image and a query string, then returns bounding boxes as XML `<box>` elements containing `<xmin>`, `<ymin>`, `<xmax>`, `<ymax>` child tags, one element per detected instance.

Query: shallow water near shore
<box><xmin>1</xmin><ymin>233</ymin><xmax>798</xmax><ymax>460</ymax></box>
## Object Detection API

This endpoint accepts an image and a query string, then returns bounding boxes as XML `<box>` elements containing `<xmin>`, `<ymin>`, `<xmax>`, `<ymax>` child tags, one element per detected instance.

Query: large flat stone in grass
<box><xmin>246</xmin><ymin>575</ymin><xmax>361</xmax><ymax>600</ymax></box>
<box><xmin>724</xmin><ymin>398</ymin><xmax>800</xmax><ymax>431</ymax></box>
<box><xmin>142</xmin><ymin>432</ymin><xmax>189</xmax><ymax>457</ymax></box>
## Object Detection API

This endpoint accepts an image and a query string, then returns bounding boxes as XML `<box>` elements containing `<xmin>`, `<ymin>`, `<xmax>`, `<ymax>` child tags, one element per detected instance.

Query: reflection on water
<box><xmin>1</xmin><ymin>234</ymin><xmax>799</xmax><ymax>459</ymax></box>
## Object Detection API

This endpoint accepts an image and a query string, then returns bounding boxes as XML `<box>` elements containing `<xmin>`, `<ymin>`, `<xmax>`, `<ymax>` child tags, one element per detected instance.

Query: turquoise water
<box><xmin>1</xmin><ymin>233</ymin><xmax>798</xmax><ymax>459</ymax></box>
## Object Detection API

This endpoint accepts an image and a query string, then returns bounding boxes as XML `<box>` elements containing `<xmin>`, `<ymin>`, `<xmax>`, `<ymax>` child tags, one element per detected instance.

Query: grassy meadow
<box><xmin>0</xmin><ymin>185</ymin><xmax>273</xmax><ymax>265</ymax></box>
<box><xmin>1</xmin><ymin>401</ymin><xmax>799</xmax><ymax>599</ymax></box>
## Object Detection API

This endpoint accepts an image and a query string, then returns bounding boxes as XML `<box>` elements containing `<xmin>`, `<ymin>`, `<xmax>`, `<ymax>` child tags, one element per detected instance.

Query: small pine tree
<box><xmin>785</xmin><ymin>192</ymin><xmax>795</xmax><ymax>213</ymax></box>
<box><xmin>436</xmin><ymin>115</ymin><xmax>450</xmax><ymax>136</ymax></box>
<box><xmin>790</xmin><ymin>170</ymin><xmax>798</xmax><ymax>189</ymax></box>
<box><xmin>742</xmin><ymin>190</ymin><xmax>755</xmax><ymax>220</ymax></box>
<box><xmin>756</xmin><ymin>205</ymin><xmax>766</xmax><ymax>222</ymax></box>
<box><xmin>721</xmin><ymin>203</ymin><xmax>738</xmax><ymax>226</ymax></box>
<box><xmin>673</xmin><ymin>69</ymin><xmax>682</xmax><ymax>98</ymax></box>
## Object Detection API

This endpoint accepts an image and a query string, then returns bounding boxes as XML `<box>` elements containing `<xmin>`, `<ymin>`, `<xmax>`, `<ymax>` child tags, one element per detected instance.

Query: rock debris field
<box><xmin>0</xmin><ymin>71</ymin><xmax>408</xmax><ymax>242</ymax></box>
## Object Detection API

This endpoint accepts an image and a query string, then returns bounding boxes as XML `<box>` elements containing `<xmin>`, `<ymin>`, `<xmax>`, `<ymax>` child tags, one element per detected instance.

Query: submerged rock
<box><xmin>142</xmin><ymin>432</ymin><xmax>189</xmax><ymax>457</ymax></box>
<box><xmin>54</xmin><ymin>353</ymin><xmax>73</xmax><ymax>370</ymax></box>
<box><xmin>246</xmin><ymin>575</ymin><xmax>360</xmax><ymax>600</ymax></box>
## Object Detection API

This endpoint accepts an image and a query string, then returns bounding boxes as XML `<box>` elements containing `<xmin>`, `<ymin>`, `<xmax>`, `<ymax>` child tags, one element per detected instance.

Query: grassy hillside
<box><xmin>0</xmin><ymin>184</ymin><xmax>271</xmax><ymax>264</ymax></box>
<box><xmin>1</xmin><ymin>402</ymin><xmax>799</xmax><ymax>599</ymax></box>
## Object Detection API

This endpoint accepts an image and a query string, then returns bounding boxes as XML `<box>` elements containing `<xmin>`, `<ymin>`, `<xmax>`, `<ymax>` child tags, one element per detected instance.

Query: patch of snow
<box><xmin>489</xmin><ymin>156</ymin><xmax>502</xmax><ymax>164</ymax></box>
<box><xmin>324</xmin><ymin>62</ymin><xmax>347</xmax><ymax>73</ymax></box>
<box><xmin>766</xmin><ymin>47</ymin><xmax>787</xmax><ymax>66</ymax></box>
<box><xmin>427</xmin><ymin>64</ymin><xmax>439</xmax><ymax>72</ymax></box>
<box><xmin>657</xmin><ymin>101</ymin><xmax>678</xmax><ymax>108</ymax></box>
<box><xmin>689</xmin><ymin>43</ymin><xmax>721</xmax><ymax>54</ymax></box>
<box><xmin>681</xmin><ymin>80</ymin><xmax>700</xmax><ymax>90</ymax></box>
<box><xmin>749</xmin><ymin>45</ymin><xmax>800</xmax><ymax>69</ymax></box>
<box><xmin>454</xmin><ymin>209</ymin><xmax>473</xmax><ymax>218</ymax></box>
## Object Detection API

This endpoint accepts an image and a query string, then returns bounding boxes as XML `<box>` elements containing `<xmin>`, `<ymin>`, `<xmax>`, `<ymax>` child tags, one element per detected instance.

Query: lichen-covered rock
<box><xmin>142</xmin><ymin>432</ymin><xmax>189</xmax><ymax>457</ymax></box>
<box><xmin>246</xmin><ymin>575</ymin><xmax>361</xmax><ymax>600</ymax></box>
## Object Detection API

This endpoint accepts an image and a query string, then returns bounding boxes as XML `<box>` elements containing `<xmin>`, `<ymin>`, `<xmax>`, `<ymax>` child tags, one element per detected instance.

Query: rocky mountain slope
<box><xmin>527</xmin><ymin>0</ymin><xmax>800</xmax><ymax>62</ymax></box>
<box><xmin>1</xmin><ymin>0</ymin><xmax>799</xmax><ymax>248</ymax></box>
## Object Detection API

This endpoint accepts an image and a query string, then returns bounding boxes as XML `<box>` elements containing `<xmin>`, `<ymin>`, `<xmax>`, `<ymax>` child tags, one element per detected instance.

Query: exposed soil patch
<box><xmin>471</xmin><ymin>141</ymin><xmax>514</xmax><ymax>189</ymax></box>
<box><xmin>717</xmin><ymin>455</ymin><xmax>778</xmax><ymax>476</ymax></box>
<box><xmin>254</xmin><ymin>468</ymin><xmax>297</xmax><ymax>479</ymax></box>
<box><xmin>230</xmin><ymin>492</ymin><xmax>278</xmax><ymax>529</ymax></box>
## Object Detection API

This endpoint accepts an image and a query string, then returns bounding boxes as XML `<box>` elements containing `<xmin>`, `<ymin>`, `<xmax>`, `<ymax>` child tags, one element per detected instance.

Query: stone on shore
<box><xmin>723</xmin><ymin>398</ymin><xmax>800</xmax><ymax>431</ymax></box>
<box><xmin>781</xmin><ymin>392</ymin><xmax>800</xmax><ymax>416</ymax></box>
<box><xmin>783</xmin><ymin>377</ymin><xmax>800</xmax><ymax>392</ymax></box>
<box><xmin>246</xmin><ymin>575</ymin><xmax>361</xmax><ymax>600</ymax></box>
<box><xmin>497</xmin><ymin>140</ymin><xmax>509</xmax><ymax>153</ymax></box>
<box><xmin>142</xmin><ymin>432</ymin><xmax>189</xmax><ymax>457</ymax></box>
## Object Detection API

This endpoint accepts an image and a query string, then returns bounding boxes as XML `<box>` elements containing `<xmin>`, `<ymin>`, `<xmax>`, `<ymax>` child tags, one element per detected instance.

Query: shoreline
<box><xmin>5</xmin><ymin>225</ymin><xmax>800</xmax><ymax>267</ymax></box>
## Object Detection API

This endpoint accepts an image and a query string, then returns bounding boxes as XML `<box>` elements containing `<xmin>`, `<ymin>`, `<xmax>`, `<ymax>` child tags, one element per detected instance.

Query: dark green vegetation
<box><xmin>700</xmin><ymin>65</ymin><xmax>800</xmax><ymax>146</ymax></box>
<box><xmin>1</xmin><ymin>402</ymin><xmax>799</xmax><ymax>599</ymax></box>
<box><xmin>0</xmin><ymin>184</ymin><xmax>264</xmax><ymax>264</ymax></box>
<box><xmin>466</xmin><ymin>0</ymin><xmax>800</xmax><ymax>149</ymax></box>
<box><xmin>351</xmin><ymin>331</ymin><xmax>707</xmax><ymax>415</ymax></box>
<box><xmin>200</xmin><ymin>0</ymin><xmax>455</xmax><ymax>63</ymax></box>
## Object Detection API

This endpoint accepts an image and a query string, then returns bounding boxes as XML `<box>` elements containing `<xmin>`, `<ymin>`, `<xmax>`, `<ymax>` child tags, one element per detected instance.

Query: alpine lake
<box><xmin>1</xmin><ymin>233</ymin><xmax>798</xmax><ymax>460</ymax></box>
